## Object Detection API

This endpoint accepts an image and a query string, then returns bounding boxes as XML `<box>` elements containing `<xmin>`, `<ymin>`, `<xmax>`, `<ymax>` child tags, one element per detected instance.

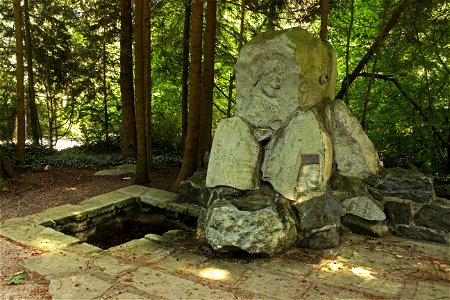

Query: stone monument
<box><xmin>187</xmin><ymin>27</ymin><xmax>446</xmax><ymax>256</ymax></box>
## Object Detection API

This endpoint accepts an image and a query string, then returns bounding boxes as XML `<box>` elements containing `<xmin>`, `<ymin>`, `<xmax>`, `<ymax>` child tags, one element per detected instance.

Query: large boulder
<box><xmin>413</xmin><ymin>198</ymin><xmax>450</xmax><ymax>232</ymax></box>
<box><xmin>262</xmin><ymin>110</ymin><xmax>333</xmax><ymax>201</ymax></box>
<box><xmin>236</xmin><ymin>27</ymin><xmax>337</xmax><ymax>130</ymax></box>
<box><xmin>328</xmin><ymin>100</ymin><xmax>380</xmax><ymax>179</ymax></box>
<box><xmin>206</xmin><ymin>117</ymin><xmax>261</xmax><ymax>191</ymax></box>
<box><xmin>204</xmin><ymin>199</ymin><xmax>298</xmax><ymax>256</ymax></box>
<box><xmin>342</xmin><ymin>196</ymin><xmax>386</xmax><ymax>221</ymax></box>
<box><xmin>376</xmin><ymin>168</ymin><xmax>435</xmax><ymax>203</ymax></box>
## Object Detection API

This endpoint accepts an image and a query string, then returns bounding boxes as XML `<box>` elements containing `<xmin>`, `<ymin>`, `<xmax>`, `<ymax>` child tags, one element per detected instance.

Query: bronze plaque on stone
<box><xmin>301</xmin><ymin>154</ymin><xmax>320</xmax><ymax>164</ymax></box>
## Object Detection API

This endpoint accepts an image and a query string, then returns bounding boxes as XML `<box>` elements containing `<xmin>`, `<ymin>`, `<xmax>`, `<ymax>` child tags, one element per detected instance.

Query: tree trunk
<box><xmin>144</xmin><ymin>0</ymin><xmax>152</xmax><ymax>168</ymax></box>
<box><xmin>336</xmin><ymin>0</ymin><xmax>412</xmax><ymax>100</ymax></box>
<box><xmin>135</xmin><ymin>0</ymin><xmax>149</xmax><ymax>184</ymax></box>
<box><xmin>181</xmin><ymin>0</ymin><xmax>191</xmax><ymax>147</ymax></box>
<box><xmin>197</xmin><ymin>0</ymin><xmax>217</xmax><ymax>169</ymax></box>
<box><xmin>13</xmin><ymin>0</ymin><xmax>26</xmax><ymax>165</ymax></box>
<box><xmin>320</xmin><ymin>0</ymin><xmax>329</xmax><ymax>41</ymax></box>
<box><xmin>120</xmin><ymin>0</ymin><xmax>137</xmax><ymax>157</ymax></box>
<box><xmin>102</xmin><ymin>30</ymin><xmax>109</xmax><ymax>152</ymax></box>
<box><xmin>177</xmin><ymin>0</ymin><xmax>203</xmax><ymax>186</ymax></box>
<box><xmin>0</xmin><ymin>149</ymin><xmax>14</xmax><ymax>190</ymax></box>
<box><xmin>24</xmin><ymin>0</ymin><xmax>40</xmax><ymax>145</ymax></box>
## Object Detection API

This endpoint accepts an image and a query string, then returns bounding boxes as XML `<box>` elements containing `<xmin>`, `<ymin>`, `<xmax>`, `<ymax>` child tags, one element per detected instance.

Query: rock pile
<box><xmin>179</xmin><ymin>27</ymin><xmax>449</xmax><ymax>256</ymax></box>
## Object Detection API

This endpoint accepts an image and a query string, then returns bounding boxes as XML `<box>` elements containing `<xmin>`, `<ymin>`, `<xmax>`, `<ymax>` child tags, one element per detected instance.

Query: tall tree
<box><xmin>135</xmin><ymin>0</ymin><xmax>149</xmax><ymax>184</ymax></box>
<box><xmin>197</xmin><ymin>0</ymin><xmax>217</xmax><ymax>169</ymax></box>
<box><xmin>177</xmin><ymin>0</ymin><xmax>203</xmax><ymax>185</ymax></box>
<box><xmin>181</xmin><ymin>0</ymin><xmax>191</xmax><ymax>146</ymax></box>
<box><xmin>144</xmin><ymin>0</ymin><xmax>152</xmax><ymax>168</ymax></box>
<box><xmin>13</xmin><ymin>0</ymin><xmax>25</xmax><ymax>164</ymax></box>
<box><xmin>120</xmin><ymin>0</ymin><xmax>137</xmax><ymax>157</ymax></box>
<box><xmin>320</xmin><ymin>0</ymin><xmax>329</xmax><ymax>41</ymax></box>
<box><xmin>23</xmin><ymin>0</ymin><xmax>40</xmax><ymax>144</ymax></box>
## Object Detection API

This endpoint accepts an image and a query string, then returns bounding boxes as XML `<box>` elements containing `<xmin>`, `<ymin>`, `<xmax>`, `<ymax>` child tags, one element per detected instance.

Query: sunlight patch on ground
<box><xmin>351</xmin><ymin>267</ymin><xmax>377</xmax><ymax>280</ymax></box>
<box><xmin>197</xmin><ymin>267</ymin><xmax>231</xmax><ymax>281</ymax></box>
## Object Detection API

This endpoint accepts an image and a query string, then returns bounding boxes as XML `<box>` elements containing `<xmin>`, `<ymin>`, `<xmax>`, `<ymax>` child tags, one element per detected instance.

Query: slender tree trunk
<box><xmin>135</xmin><ymin>0</ymin><xmax>149</xmax><ymax>184</ymax></box>
<box><xmin>144</xmin><ymin>0</ymin><xmax>152</xmax><ymax>168</ymax></box>
<box><xmin>181</xmin><ymin>0</ymin><xmax>191</xmax><ymax>147</ymax></box>
<box><xmin>197</xmin><ymin>0</ymin><xmax>217</xmax><ymax>169</ymax></box>
<box><xmin>177</xmin><ymin>0</ymin><xmax>203</xmax><ymax>186</ymax></box>
<box><xmin>320</xmin><ymin>0</ymin><xmax>329</xmax><ymax>41</ymax></box>
<box><xmin>102</xmin><ymin>30</ymin><xmax>109</xmax><ymax>152</ymax></box>
<box><xmin>344</xmin><ymin>0</ymin><xmax>355</xmax><ymax>105</ymax></box>
<box><xmin>24</xmin><ymin>0</ymin><xmax>39</xmax><ymax>144</ymax></box>
<box><xmin>0</xmin><ymin>149</ymin><xmax>14</xmax><ymax>190</ymax></box>
<box><xmin>13</xmin><ymin>0</ymin><xmax>26</xmax><ymax>165</ymax></box>
<box><xmin>120</xmin><ymin>0</ymin><xmax>137</xmax><ymax>157</ymax></box>
<box><xmin>336</xmin><ymin>0</ymin><xmax>412</xmax><ymax>100</ymax></box>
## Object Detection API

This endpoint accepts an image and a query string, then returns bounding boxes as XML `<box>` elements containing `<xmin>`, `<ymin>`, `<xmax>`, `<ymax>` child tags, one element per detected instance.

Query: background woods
<box><xmin>0</xmin><ymin>0</ymin><xmax>448</xmax><ymax>189</ymax></box>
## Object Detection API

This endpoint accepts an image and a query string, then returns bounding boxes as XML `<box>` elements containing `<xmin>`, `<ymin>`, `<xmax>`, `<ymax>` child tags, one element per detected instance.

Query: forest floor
<box><xmin>0</xmin><ymin>166</ymin><xmax>180</xmax><ymax>299</ymax></box>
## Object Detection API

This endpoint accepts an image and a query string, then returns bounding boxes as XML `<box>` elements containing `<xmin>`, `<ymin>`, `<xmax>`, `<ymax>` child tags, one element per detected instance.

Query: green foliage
<box><xmin>6</xmin><ymin>271</ymin><xmax>27</xmax><ymax>285</ymax></box>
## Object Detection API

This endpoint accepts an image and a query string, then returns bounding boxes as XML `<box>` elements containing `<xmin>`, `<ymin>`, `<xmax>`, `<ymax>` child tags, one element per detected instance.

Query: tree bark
<box><xmin>0</xmin><ymin>149</ymin><xmax>14</xmax><ymax>190</ymax></box>
<box><xmin>320</xmin><ymin>0</ymin><xmax>329</xmax><ymax>41</ymax></box>
<box><xmin>13</xmin><ymin>0</ymin><xmax>26</xmax><ymax>165</ymax></box>
<box><xmin>197</xmin><ymin>0</ymin><xmax>217</xmax><ymax>169</ymax></box>
<box><xmin>24</xmin><ymin>0</ymin><xmax>40</xmax><ymax>145</ymax></box>
<box><xmin>344</xmin><ymin>0</ymin><xmax>355</xmax><ymax>105</ymax></box>
<box><xmin>181</xmin><ymin>0</ymin><xmax>191</xmax><ymax>147</ymax></box>
<box><xmin>102</xmin><ymin>30</ymin><xmax>109</xmax><ymax>152</ymax></box>
<box><xmin>144</xmin><ymin>0</ymin><xmax>152</xmax><ymax>168</ymax></box>
<box><xmin>120</xmin><ymin>0</ymin><xmax>137</xmax><ymax>157</ymax></box>
<box><xmin>336</xmin><ymin>0</ymin><xmax>412</xmax><ymax>100</ymax></box>
<box><xmin>177</xmin><ymin>0</ymin><xmax>203</xmax><ymax>186</ymax></box>
<box><xmin>135</xmin><ymin>0</ymin><xmax>149</xmax><ymax>184</ymax></box>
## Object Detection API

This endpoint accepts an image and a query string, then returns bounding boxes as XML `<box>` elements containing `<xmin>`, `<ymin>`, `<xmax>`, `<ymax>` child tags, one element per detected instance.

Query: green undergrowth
<box><xmin>0</xmin><ymin>143</ymin><xmax>181</xmax><ymax>170</ymax></box>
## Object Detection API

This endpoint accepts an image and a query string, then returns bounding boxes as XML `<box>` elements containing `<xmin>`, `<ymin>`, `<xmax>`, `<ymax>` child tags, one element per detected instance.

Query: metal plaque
<box><xmin>301</xmin><ymin>154</ymin><xmax>320</xmax><ymax>165</ymax></box>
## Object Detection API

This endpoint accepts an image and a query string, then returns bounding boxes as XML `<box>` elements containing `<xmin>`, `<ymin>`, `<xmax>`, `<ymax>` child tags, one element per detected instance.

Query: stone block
<box><xmin>329</xmin><ymin>100</ymin><xmax>380</xmax><ymax>179</ymax></box>
<box><xmin>236</xmin><ymin>27</ymin><xmax>337</xmax><ymax>130</ymax></box>
<box><xmin>342</xmin><ymin>196</ymin><xmax>386</xmax><ymax>221</ymax></box>
<box><xmin>262</xmin><ymin>110</ymin><xmax>333</xmax><ymax>200</ymax></box>
<box><xmin>205</xmin><ymin>201</ymin><xmax>297</xmax><ymax>256</ymax></box>
<box><xmin>384</xmin><ymin>197</ymin><xmax>412</xmax><ymax>225</ymax></box>
<box><xmin>394</xmin><ymin>224</ymin><xmax>448</xmax><ymax>244</ymax></box>
<box><xmin>413</xmin><ymin>198</ymin><xmax>450</xmax><ymax>232</ymax></box>
<box><xmin>206</xmin><ymin>117</ymin><xmax>261</xmax><ymax>190</ymax></box>
<box><xmin>300</xmin><ymin>225</ymin><xmax>340</xmax><ymax>250</ymax></box>
<box><xmin>342</xmin><ymin>214</ymin><xmax>389</xmax><ymax>237</ymax></box>
<box><xmin>377</xmin><ymin>168</ymin><xmax>435</xmax><ymax>203</ymax></box>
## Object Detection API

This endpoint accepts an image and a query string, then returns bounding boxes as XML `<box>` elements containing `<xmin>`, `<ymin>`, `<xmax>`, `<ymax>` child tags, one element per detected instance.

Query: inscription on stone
<box><xmin>301</xmin><ymin>154</ymin><xmax>320</xmax><ymax>164</ymax></box>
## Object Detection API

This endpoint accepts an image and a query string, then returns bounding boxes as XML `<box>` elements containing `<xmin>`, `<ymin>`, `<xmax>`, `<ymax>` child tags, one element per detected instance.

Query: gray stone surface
<box><xmin>300</xmin><ymin>225</ymin><xmax>340</xmax><ymax>250</ymax></box>
<box><xmin>384</xmin><ymin>197</ymin><xmax>413</xmax><ymax>225</ymax></box>
<box><xmin>342</xmin><ymin>196</ymin><xmax>386</xmax><ymax>221</ymax></box>
<box><xmin>413</xmin><ymin>198</ymin><xmax>450</xmax><ymax>232</ymax></box>
<box><xmin>342</xmin><ymin>214</ymin><xmax>389</xmax><ymax>237</ymax></box>
<box><xmin>329</xmin><ymin>99</ymin><xmax>380</xmax><ymax>179</ymax></box>
<box><xmin>94</xmin><ymin>164</ymin><xmax>136</xmax><ymax>176</ymax></box>
<box><xmin>377</xmin><ymin>167</ymin><xmax>435</xmax><ymax>202</ymax></box>
<box><xmin>394</xmin><ymin>224</ymin><xmax>448</xmax><ymax>244</ymax></box>
<box><xmin>204</xmin><ymin>201</ymin><xmax>297</xmax><ymax>256</ymax></box>
<box><xmin>294</xmin><ymin>191</ymin><xmax>342</xmax><ymax>235</ymax></box>
<box><xmin>206</xmin><ymin>117</ymin><xmax>261</xmax><ymax>190</ymax></box>
<box><xmin>236</xmin><ymin>28</ymin><xmax>336</xmax><ymax>130</ymax></box>
<box><xmin>262</xmin><ymin>110</ymin><xmax>333</xmax><ymax>200</ymax></box>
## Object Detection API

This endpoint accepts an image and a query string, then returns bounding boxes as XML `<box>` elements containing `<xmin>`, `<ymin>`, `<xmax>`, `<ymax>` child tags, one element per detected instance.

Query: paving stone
<box><xmin>115</xmin><ymin>184</ymin><xmax>150</xmax><ymax>197</ymax></box>
<box><xmin>139</xmin><ymin>188</ymin><xmax>178</xmax><ymax>208</ymax></box>
<box><xmin>33</xmin><ymin>204</ymin><xmax>88</xmax><ymax>223</ymax></box>
<box><xmin>155</xmin><ymin>252</ymin><xmax>209</xmax><ymax>274</ymax></box>
<box><xmin>90</xmin><ymin>254</ymin><xmax>136</xmax><ymax>277</ymax></box>
<box><xmin>303</xmin><ymin>282</ymin><xmax>378</xmax><ymax>299</ymax></box>
<box><xmin>68</xmin><ymin>243</ymin><xmax>102</xmax><ymax>254</ymax></box>
<box><xmin>194</xmin><ymin>259</ymin><xmax>251</xmax><ymax>284</ymax></box>
<box><xmin>410</xmin><ymin>280</ymin><xmax>450</xmax><ymax>300</ymax></box>
<box><xmin>238</xmin><ymin>268</ymin><xmax>312</xmax><ymax>299</ymax></box>
<box><xmin>119</xmin><ymin>266</ymin><xmax>235</xmax><ymax>299</ymax></box>
<box><xmin>0</xmin><ymin>224</ymin><xmax>80</xmax><ymax>250</ymax></box>
<box><xmin>22</xmin><ymin>251</ymin><xmax>90</xmax><ymax>276</ymax></box>
<box><xmin>106</xmin><ymin>238</ymin><xmax>173</xmax><ymax>263</ymax></box>
<box><xmin>255</xmin><ymin>257</ymin><xmax>315</xmax><ymax>277</ymax></box>
<box><xmin>100</xmin><ymin>290</ymin><xmax>150</xmax><ymax>300</ymax></box>
<box><xmin>315</xmin><ymin>259</ymin><xmax>405</xmax><ymax>296</ymax></box>
<box><xmin>49</xmin><ymin>273</ymin><xmax>111</xmax><ymax>300</ymax></box>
